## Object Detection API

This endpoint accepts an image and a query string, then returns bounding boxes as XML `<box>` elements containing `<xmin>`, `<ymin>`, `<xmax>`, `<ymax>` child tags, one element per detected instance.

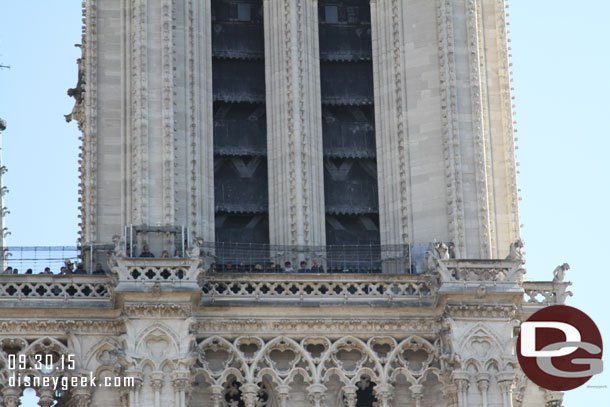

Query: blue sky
<box><xmin>0</xmin><ymin>1</ymin><xmax>609</xmax><ymax>405</ymax></box>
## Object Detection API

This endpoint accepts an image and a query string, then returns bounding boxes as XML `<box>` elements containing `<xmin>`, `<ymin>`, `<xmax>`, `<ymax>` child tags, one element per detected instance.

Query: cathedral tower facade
<box><xmin>0</xmin><ymin>1</ymin><xmax>569</xmax><ymax>407</ymax></box>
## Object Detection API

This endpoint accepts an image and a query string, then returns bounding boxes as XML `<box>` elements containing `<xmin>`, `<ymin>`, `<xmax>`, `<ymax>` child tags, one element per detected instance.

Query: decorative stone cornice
<box><xmin>444</xmin><ymin>303</ymin><xmax>517</xmax><ymax>319</ymax></box>
<box><xmin>0</xmin><ymin>319</ymin><xmax>124</xmax><ymax>334</ymax></box>
<box><xmin>193</xmin><ymin>318</ymin><xmax>438</xmax><ymax>336</ymax></box>
<box><xmin>122</xmin><ymin>303</ymin><xmax>191</xmax><ymax>317</ymax></box>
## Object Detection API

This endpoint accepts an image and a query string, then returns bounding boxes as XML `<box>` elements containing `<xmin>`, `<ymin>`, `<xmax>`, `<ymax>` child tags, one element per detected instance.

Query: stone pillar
<box><xmin>126</xmin><ymin>369</ymin><xmax>143</xmax><ymax>407</ymax></box>
<box><xmin>410</xmin><ymin>384</ymin><xmax>424</xmax><ymax>407</ymax></box>
<box><xmin>240</xmin><ymin>383</ymin><xmax>259</xmax><ymax>407</ymax></box>
<box><xmin>150</xmin><ymin>371</ymin><xmax>164</xmax><ymax>407</ymax></box>
<box><xmin>276</xmin><ymin>385</ymin><xmax>291</xmax><ymax>407</ymax></box>
<box><xmin>264</xmin><ymin>0</ymin><xmax>326</xmax><ymax>251</ymax></box>
<box><xmin>342</xmin><ymin>385</ymin><xmax>358</xmax><ymax>407</ymax></box>
<box><xmin>307</xmin><ymin>383</ymin><xmax>326</xmax><ymax>407</ymax></box>
<box><xmin>452</xmin><ymin>371</ymin><xmax>470</xmax><ymax>407</ymax></box>
<box><xmin>1</xmin><ymin>386</ymin><xmax>21</xmax><ymax>407</ymax></box>
<box><xmin>37</xmin><ymin>387</ymin><xmax>55</xmax><ymax>407</ymax></box>
<box><xmin>210</xmin><ymin>385</ymin><xmax>223</xmax><ymax>407</ymax></box>
<box><xmin>171</xmin><ymin>371</ymin><xmax>191</xmax><ymax>407</ymax></box>
<box><xmin>476</xmin><ymin>373</ymin><xmax>490</xmax><ymax>407</ymax></box>
<box><xmin>373</xmin><ymin>383</ymin><xmax>393</xmax><ymax>407</ymax></box>
<box><xmin>496</xmin><ymin>371</ymin><xmax>515</xmax><ymax>407</ymax></box>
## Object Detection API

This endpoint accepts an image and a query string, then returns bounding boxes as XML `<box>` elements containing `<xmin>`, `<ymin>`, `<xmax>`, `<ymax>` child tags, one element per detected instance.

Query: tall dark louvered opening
<box><xmin>212</xmin><ymin>0</ymin><xmax>269</xmax><ymax>245</ymax></box>
<box><xmin>318</xmin><ymin>1</ymin><xmax>380</xmax><ymax>250</ymax></box>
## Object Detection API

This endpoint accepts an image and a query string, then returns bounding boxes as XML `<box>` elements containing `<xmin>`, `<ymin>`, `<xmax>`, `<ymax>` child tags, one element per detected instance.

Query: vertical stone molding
<box><xmin>264</xmin><ymin>0</ymin><xmax>326</xmax><ymax>248</ymax></box>
<box><xmin>370</xmin><ymin>0</ymin><xmax>412</xmax><ymax>253</ymax></box>
<box><xmin>130</xmin><ymin>0</ymin><xmax>149</xmax><ymax>227</ymax></box>
<box><xmin>437</xmin><ymin>0</ymin><xmax>466</xmax><ymax>256</ymax></box>
<box><xmin>81</xmin><ymin>0</ymin><xmax>98</xmax><ymax>245</ymax></box>
<box><xmin>188</xmin><ymin>0</ymin><xmax>214</xmax><ymax>241</ymax></box>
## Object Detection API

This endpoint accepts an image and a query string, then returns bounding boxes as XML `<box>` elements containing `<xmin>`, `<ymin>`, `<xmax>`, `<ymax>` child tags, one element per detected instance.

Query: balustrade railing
<box><xmin>0</xmin><ymin>275</ymin><xmax>112</xmax><ymax>301</ymax></box>
<box><xmin>199</xmin><ymin>273</ymin><xmax>437</xmax><ymax>305</ymax></box>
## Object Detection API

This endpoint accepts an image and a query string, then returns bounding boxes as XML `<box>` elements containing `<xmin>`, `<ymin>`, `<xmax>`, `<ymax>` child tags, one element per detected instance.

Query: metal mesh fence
<box><xmin>2</xmin><ymin>246</ymin><xmax>79</xmax><ymax>274</ymax></box>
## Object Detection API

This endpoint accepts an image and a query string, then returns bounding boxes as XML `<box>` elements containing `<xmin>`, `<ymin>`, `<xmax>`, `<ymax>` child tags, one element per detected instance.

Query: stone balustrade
<box><xmin>199</xmin><ymin>273</ymin><xmax>437</xmax><ymax>306</ymax></box>
<box><xmin>0</xmin><ymin>275</ymin><xmax>112</xmax><ymax>307</ymax></box>
<box><xmin>522</xmin><ymin>281</ymin><xmax>573</xmax><ymax>309</ymax></box>
<box><xmin>437</xmin><ymin>259</ymin><xmax>524</xmax><ymax>283</ymax></box>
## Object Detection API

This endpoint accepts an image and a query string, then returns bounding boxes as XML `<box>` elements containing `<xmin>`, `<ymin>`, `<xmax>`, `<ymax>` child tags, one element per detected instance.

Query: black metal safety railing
<box><xmin>1</xmin><ymin>246</ymin><xmax>79</xmax><ymax>274</ymax></box>
<box><xmin>1</xmin><ymin>241</ymin><xmax>455</xmax><ymax>275</ymax></box>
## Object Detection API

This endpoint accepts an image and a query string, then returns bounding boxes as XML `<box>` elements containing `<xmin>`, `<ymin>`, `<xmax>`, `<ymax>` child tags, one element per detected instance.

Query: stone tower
<box><xmin>0</xmin><ymin>1</ymin><xmax>569</xmax><ymax>407</ymax></box>
<box><xmin>74</xmin><ymin>0</ymin><xmax>519</xmax><ymax>263</ymax></box>
<box><xmin>0</xmin><ymin>118</ymin><xmax>7</xmax><ymax>272</ymax></box>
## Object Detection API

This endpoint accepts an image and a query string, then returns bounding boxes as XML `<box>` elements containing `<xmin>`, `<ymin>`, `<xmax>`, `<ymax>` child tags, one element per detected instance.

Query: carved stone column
<box><xmin>410</xmin><ymin>384</ymin><xmax>424</xmax><ymax>407</ymax></box>
<box><xmin>126</xmin><ymin>369</ymin><xmax>143</xmax><ymax>407</ymax></box>
<box><xmin>171</xmin><ymin>371</ymin><xmax>191</xmax><ymax>407</ymax></box>
<box><xmin>373</xmin><ymin>383</ymin><xmax>393</xmax><ymax>407</ymax></box>
<box><xmin>37</xmin><ymin>387</ymin><xmax>55</xmax><ymax>407</ymax></box>
<box><xmin>307</xmin><ymin>383</ymin><xmax>326</xmax><ymax>407</ymax></box>
<box><xmin>452</xmin><ymin>371</ymin><xmax>470</xmax><ymax>407</ymax></box>
<box><xmin>210</xmin><ymin>384</ymin><xmax>223</xmax><ymax>407</ymax></box>
<box><xmin>342</xmin><ymin>385</ymin><xmax>358</xmax><ymax>407</ymax></box>
<box><xmin>476</xmin><ymin>373</ymin><xmax>490</xmax><ymax>407</ymax></box>
<box><xmin>150</xmin><ymin>371</ymin><xmax>164</xmax><ymax>407</ymax></box>
<box><xmin>441</xmin><ymin>383</ymin><xmax>458</xmax><ymax>407</ymax></box>
<box><xmin>276</xmin><ymin>385</ymin><xmax>291</xmax><ymax>407</ymax></box>
<box><xmin>1</xmin><ymin>386</ymin><xmax>21</xmax><ymax>407</ymax></box>
<box><xmin>69</xmin><ymin>386</ymin><xmax>92</xmax><ymax>407</ymax></box>
<box><xmin>496</xmin><ymin>371</ymin><xmax>515</xmax><ymax>407</ymax></box>
<box><xmin>263</xmin><ymin>0</ymin><xmax>326</xmax><ymax>250</ymax></box>
<box><xmin>240</xmin><ymin>383</ymin><xmax>259</xmax><ymax>407</ymax></box>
